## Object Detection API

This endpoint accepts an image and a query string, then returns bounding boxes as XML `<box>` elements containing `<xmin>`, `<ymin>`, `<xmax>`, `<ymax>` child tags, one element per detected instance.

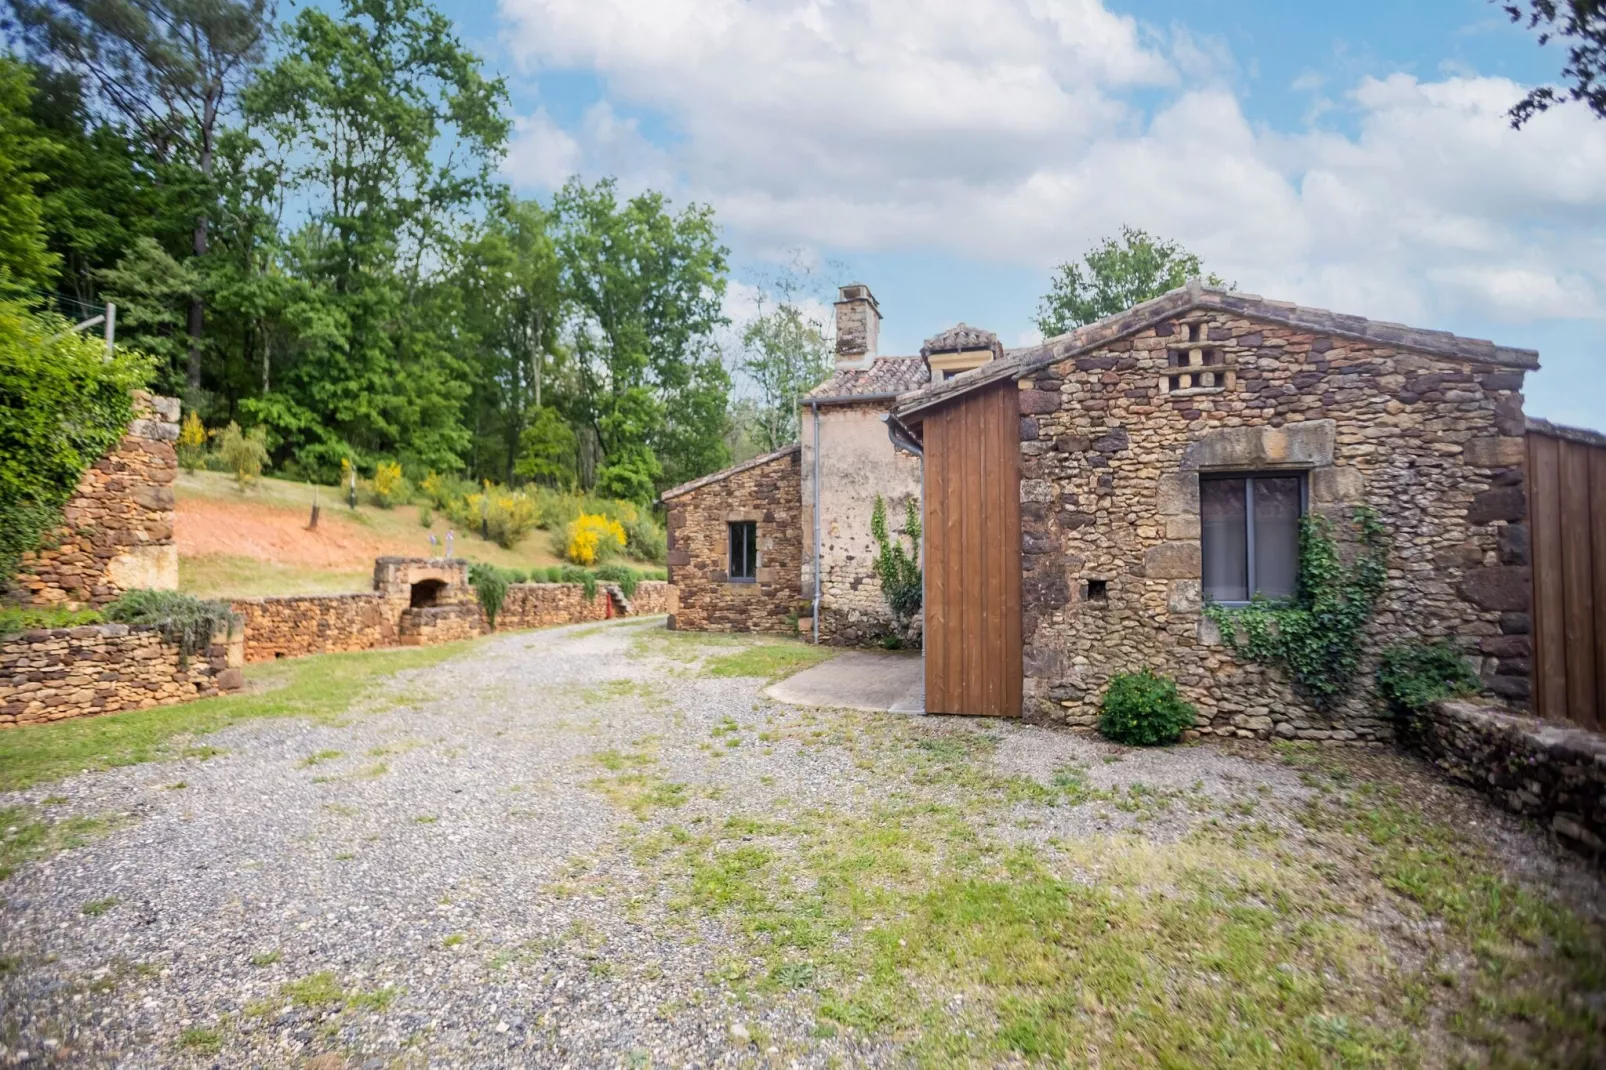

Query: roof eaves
<box><xmin>659</xmin><ymin>443</ymin><xmax>801</xmax><ymax>502</ymax></box>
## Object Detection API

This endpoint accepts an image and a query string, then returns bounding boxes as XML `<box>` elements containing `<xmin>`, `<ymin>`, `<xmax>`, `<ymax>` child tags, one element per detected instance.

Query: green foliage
<box><xmin>1502</xmin><ymin>0</ymin><xmax>1606</xmax><ymax>127</ymax></box>
<box><xmin>0</xmin><ymin>605</ymin><xmax>104</xmax><ymax>637</ymax></box>
<box><xmin>559</xmin><ymin>564</ymin><xmax>599</xmax><ymax>601</ymax></box>
<box><xmin>1097</xmin><ymin>669</ymin><xmax>1197</xmax><ymax>746</ymax></box>
<box><xmin>870</xmin><ymin>495</ymin><xmax>922</xmax><ymax>634</ymax></box>
<box><xmin>593</xmin><ymin>564</ymin><xmax>638</xmax><ymax>599</ymax></box>
<box><xmin>417</xmin><ymin>505</ymin><xmax>433</xmax><ymax>527</ymax></box>
<box><xmin>513</xmin><ymin>405</ymin><xmax>577</xmax><ymax>486</ymax></box>
<box><xmin>1205</xmin><ymin>508</ymin><xmax>1389</xmax><ymax>710</ymax></box>
<box><xmin>367</xmin><ymin>461</ymin><xmax>410</xmax><ymax>509</ymax></box>
<box><xmin>1035</xmin><ymin>225</ymin><xmax>1229</xmax><ymax>336</ymax></box>
<box><xmin>736</xmin><ymin>267</ymin><xmax>832</xmax><ymax>451</ymax></box>
<box><xmin>0</xmin><ymin>58</ymin><xmax>60</xmax><ymax>291</ymax></box>
<box><xmin>216</xmin><ymin>421</ymin><xmax>269</xmax><ymax>489</ymax></box>
<box><xmin>1377</xmin><ymin>640</ymin><xmax>1481</xmax><ymax>727</ymax></box>
<box><xmin>0</xmin><ymin>299</ymin><xmax>151</xmax><ymax>587</ymax></box>
<box><xmin>467</xmin><ymin>562</ymin><xmax>509</xmax><ymax>629</ymax></box>
<box><xmin>104</xmin><ymin>590</ymin><xmax>240</xmax><ymax>665</ymax></box>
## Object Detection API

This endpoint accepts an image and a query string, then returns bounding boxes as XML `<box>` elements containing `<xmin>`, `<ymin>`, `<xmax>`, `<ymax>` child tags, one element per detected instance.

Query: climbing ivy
<box><xmin>1203</xmin><ymin>506</ymin><xmax>1388</xmax><ymax>710</ymax></box>
<box><xmin>871</xmin><ymin>495</ymin><xmax>922</xmax><ymax>635</ymax></box>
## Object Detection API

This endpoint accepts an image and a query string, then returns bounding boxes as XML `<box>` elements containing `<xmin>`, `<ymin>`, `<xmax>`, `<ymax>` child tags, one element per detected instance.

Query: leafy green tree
<box><xmin>1034</xmin><ymin>226</ymin><xmax>1228</xmax><ymax>337</ymax></box>
<box><xmin>0</xmin><ymin>58</ymin><xmax>60</xmax><ymax>291</ymax></box>
<box><xmin>552</xmin><ymin>177</ymin><xmax>731</xmax><ymax>500</ymax></box>
<box><xmin>8</xmin><ymin>0</ymin><xmax>273</xmax><ymax>391</ymax></box>
<box><xmin>513</xmin><ymin>405</ymin><xmax>577</xmax><ymax>486</ymax></box>
<box><xmin>738</xmin><ymin>295</ymin><xmax>832</xmax><ymax>452</ymax></box>
<box><xmin>1503</xmin><ymin>0</ymin><xmax>1606</xmax><ymax>127</ymax></box>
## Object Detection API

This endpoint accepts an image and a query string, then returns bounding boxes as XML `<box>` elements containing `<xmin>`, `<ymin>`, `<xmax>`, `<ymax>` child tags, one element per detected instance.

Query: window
<box><xmin>1200</xmin><ymin>473</ymin><xmax>1304</xmax><ymax>603</ymax></box>
<box><xmin>728</xmin><ymin>521</ymin><xmax>757</xmax><ymax>582</ymax></box>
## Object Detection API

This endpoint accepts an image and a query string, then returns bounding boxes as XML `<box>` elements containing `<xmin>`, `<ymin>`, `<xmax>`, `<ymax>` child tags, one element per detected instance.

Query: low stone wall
<box><xmin>231</xmin><ymin>593</ymin><xmax>399</xmax><ymax>662</ymax></box>
<box><xmin>399</xmin><ymin>604</ymin><xmax>481</xmax><ymax>646</ymax></box>
<box><xmin>625</xmin><ymin>581</ymin><xmax>676</xmax><ymax>617</ymax></box>
<box><xmin>1</xmin><ymin>623</ymin><xmax>244</xmax><ymax>728</ymax></box>
<box><xmin>1418</xmin><ymin>700</ymin><xmax>1605</xmax><ymax>857</ymax></box>
<box><xmin>497</xmin><ymin>583</ymin><xmax>610</xmax><ymax>631</ymax></box>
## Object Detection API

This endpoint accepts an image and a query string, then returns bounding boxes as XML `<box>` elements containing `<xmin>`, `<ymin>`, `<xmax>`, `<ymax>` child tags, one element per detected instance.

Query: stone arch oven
<box><xmin>410</xmin><ymin>578</ymin><xmax>447</xmax><ymax>608</ymax></box>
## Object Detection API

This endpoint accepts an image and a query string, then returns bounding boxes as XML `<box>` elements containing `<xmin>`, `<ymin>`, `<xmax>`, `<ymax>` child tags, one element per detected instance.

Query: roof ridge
<box><xmin>659</xmin><ymin>443</ymin><xmax>801</xmax><ymax>502</ymax></box>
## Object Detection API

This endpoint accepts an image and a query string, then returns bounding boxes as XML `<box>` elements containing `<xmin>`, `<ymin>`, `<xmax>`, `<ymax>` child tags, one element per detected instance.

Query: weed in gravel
<box><xmin>181</xmin><ymin>744</ymin><xmax>227</xmax><ymax>761</ymax></box>
<box><xmin>443</xmin><ymin>933</ymin><xmax>465</xmax><ymax>948</ymax></box>
<box><xmin>0</xmin><ymin>807</ymin><xmax>127</xmax><ymax>880</ymax></box>
<box><xmin>0</xmin><ymin>644</ymin><xmax>473</xmax><ymax>790</ymax></box>
<box><xmin>177</xmin><ymin>1027</ymin><xmax>223</xmax><ymax>1053</ymax></box>
<box><xmin>165</xmin><ymin>781</ymin><xmax>187</xmax><ymax>790</ymax></box>
<box><xmin>249</xmin><ymin>951</ymin><xmax>281</xmax><ymax>967</ymax></box>
<box><xmin>80</xmin><ymin>897</ymin><xmax>116</xmax><ymax>916</ymax></box>
<box><xmin>358</xmin><ymin>762</ymin><xmax>389</xmax><ymax>779</ymax></box>
<box><xmin>413</xmin><ymin>815</ymin><xmax>438</xmax><ymax>824</ymax></box>
<box><xmin>299</xmin><ymin>750</ymin><xmax>344</xmax><ymax>768</ymax></box>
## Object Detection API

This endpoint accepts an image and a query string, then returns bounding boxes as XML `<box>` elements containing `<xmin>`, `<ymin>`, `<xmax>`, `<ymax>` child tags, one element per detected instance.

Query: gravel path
<box><xmin>2</xmin><ymin>620</ymin><xmax>1600</xmax><ymax>1068</ymax></box>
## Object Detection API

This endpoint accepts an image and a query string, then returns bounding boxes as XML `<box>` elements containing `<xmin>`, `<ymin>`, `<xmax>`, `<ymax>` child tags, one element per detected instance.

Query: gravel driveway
<box><xmin>3</xmin><ymin>619</ymin><xmax>1602</xmax><ymax>1068</ymax></box>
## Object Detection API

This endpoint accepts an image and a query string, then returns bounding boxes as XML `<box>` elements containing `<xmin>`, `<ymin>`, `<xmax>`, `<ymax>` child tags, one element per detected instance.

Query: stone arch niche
<box><xmin>373</xmin><ymin>556</ymin><xmax>472</xmax><ymax>606</ymax></box>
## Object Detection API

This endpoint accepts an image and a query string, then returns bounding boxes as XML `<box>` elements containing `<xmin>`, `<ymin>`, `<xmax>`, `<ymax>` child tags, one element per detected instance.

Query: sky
<box><xmin>433</xmin><ymin>0</ymin><xmax>1603</xmax><ymax>431</ymax></box>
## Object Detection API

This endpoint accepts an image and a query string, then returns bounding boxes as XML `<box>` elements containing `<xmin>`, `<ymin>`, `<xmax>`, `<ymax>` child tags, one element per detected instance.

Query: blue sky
<box><xmin>432</xmin><ymin>0</ymin><xmax>1602</xmax><ymax>430</ymax></box>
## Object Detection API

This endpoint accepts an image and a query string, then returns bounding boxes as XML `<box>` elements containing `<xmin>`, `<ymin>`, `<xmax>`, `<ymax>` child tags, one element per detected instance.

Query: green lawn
<box><xmin>0</xmin><ymin>641</ymin><xmax>474</xmax><ymax>792</ymax></box>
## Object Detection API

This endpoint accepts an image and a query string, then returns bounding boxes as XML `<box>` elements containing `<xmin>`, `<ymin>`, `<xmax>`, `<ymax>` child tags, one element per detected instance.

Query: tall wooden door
<box><xmin>922</xmin><ymin>381</ymin><xmax>1023</xmax><ymax>717</ymax></box>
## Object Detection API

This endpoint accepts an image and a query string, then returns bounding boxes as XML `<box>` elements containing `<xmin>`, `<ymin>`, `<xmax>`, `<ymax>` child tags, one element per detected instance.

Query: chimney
<box><xmin>834</xmin><ymin>283</ymin><xmax>880</xmax><ymax>370</ymax></box>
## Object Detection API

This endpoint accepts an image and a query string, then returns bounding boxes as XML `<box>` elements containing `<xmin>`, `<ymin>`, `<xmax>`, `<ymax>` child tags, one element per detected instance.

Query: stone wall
<box><xmin>1018</xmin><ymin>308</ymin><xmax>1530</xmax><ymax>741</ymax></box>
<box><xmin>627</xmin><ymin>581</ymin><xmax>676</xmax><ymax>617</ymax></box>
<box><xmin>231</xmin><ymin>593</ymin><xmax>399</xmax><ymax>662</ymax></box>
<box><xmin>1</xmin><ymin>622</ymin><xmax>243</xmax><ymax>728</ymax></box>
<box><xmin>497</xmin><ymin>583</ymin><xmax>610</xmax><ymax>631</ymax></box>
<box><xmin>399</xmin><ymin>604</ymin><xmax>481</xmax><ymax>646</ymax></box>
<box><xmin>802</xmin><ymin>403</ymin><xmax>922</xmax><ymax>643</ymax></box>
<box><xmin>1417</xmin><ymin>700</ymin><xmax>1604</xmax><ymax>857</ymax></box>
<box><xmin>12</xmin><ymin>392</ymin><xmax>180</xmax><ymax>607</ymax></box>
<box><xmin>665</xmin><ymin>447</ymin><xmax>804</xmax><ymax>633</ymax></box>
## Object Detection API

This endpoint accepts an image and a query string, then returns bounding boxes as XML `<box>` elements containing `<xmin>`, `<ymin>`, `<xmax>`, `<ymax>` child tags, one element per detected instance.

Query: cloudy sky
<box><xmin>441</xmin><ymin>0</ymin><xmax>1604</xmax><ymax>430</ymax></box>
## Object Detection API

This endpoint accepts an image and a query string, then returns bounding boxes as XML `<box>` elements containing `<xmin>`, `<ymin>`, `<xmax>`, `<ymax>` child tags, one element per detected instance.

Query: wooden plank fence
<box><xmin>1527</xmin><ymin>420</ymin><xmax>1606</xmax><ymax>732</ymax></box>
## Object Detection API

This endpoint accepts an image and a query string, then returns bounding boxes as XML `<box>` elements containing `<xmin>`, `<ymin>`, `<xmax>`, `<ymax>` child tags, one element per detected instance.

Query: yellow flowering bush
<box><xmin>566</xmin><ymin>512</ymin><xmax>627</xmax><ymax>565</ymax></box>
<box><xmin>176</xmin><ymin>411</ymin><xmax>207</xmax><ymax>472</ymax></box>
<box><xmin>370</xmin><ymin>460</ymin><xmax>408</xmax><ymax>508</ymax></box>
<box><xmin>485</xmin><ymin>488</ymin><xmax>539</xmax><ymax>548</ymax></box>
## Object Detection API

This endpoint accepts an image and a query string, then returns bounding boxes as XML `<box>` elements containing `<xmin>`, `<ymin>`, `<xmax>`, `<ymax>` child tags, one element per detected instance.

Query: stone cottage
<box><xmin>662</xmin><ymin>284</ymin><xmax>1006</xmax><ymax>640</ymax></box>
<box><xmin>892</xmin><ymin>280</ymin><xmax>1539</xmax><ymax>740</ymax></box>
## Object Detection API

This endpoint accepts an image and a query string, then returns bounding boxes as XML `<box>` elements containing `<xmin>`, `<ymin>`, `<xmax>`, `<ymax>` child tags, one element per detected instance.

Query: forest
<box><xmin>0</xmin><ymin>0</ymin><xmax>833</xmax><ymax>511</ymax></box>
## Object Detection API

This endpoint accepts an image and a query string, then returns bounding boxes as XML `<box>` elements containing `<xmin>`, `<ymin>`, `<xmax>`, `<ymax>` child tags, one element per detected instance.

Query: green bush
<box><xmin>0</xmin><ymin>300</ymin><xmax>152</xmax><ymax>589</ymax></box>
<box><xmin>418</xmin><ymin>506</ymin><xmax>433</xmax><ymax>528</ymax></box>
<box><xmin>217</xmin><ymin>422</ymin><xmax>270</xmax><ymax>490</ymax></box>
<box><xmin>593</xmin><ymin>564</ymin><xmax>638</xmax><ymax>599</ymax></box>
<box><xmin>468</xmin><ymin>562</ymin><xmax>509</xmax><ymax>629</ymax></box>
<box><xmin>104</xmin><ymin>590</ymin><xmax>239</xmax><ymax>666</ymax></box>
<box><xmin>1378</xmin><ymin>640</ymin><xmax>1480</xmax><ymax>726</ymax></box>
<box><xmin>1097</xmin><ymin>670</ymin><xmax>1197</xmax><ymax>747</ymax></box>
<box><xmin>0</xmin><ymin>605</ymin><xmax>104</xmax><ymax>637</ymax></box>
<box><xmin>559</xmin><ymin>564</ymin><xmax>598</xmax><ymax>601</ymax></box>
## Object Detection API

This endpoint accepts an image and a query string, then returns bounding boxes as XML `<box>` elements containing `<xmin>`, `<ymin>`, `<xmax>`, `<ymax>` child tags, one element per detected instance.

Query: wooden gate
<box><xmin>922</xmin><ymin>381</ymin><xmax>1023</xmax><ymax>717</ymax></box>
<box><xmin>1528</xmin><ymin>423</ymin><xmax>1606</xmax><ymax>732</ymax></box>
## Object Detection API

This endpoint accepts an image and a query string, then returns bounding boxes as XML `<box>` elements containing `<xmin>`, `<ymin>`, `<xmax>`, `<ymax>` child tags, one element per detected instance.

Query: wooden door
<box><xmin>923</xmin><ymin>382</ymin><xmax>1023</xmax><ymax>717</ymax></box>
<box><xmin>1528</xmin><ymin>427</ymin><xmax>1606</xmax><ymax>731</ymax></box>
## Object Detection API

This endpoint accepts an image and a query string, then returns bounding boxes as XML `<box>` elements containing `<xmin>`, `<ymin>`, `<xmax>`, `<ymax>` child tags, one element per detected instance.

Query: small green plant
<box><xmin>81</xmin><ymin>896</ymin><xmax>117</xmax><ymax>916</ymax></box>
<box><xmin>560</xmin><ymin>564</ymin><xmax>599</xmax><ymax>601</ymax></box>
<box><xmin>1204</xmin><ymin>507</ymin><xmax>1388</xmax><ymax>710</ymax></box>
<box><xmin>1097</xmin><ymin>669</ymin><xmax>1197</xmax><ymax>746</ymax></box>
<box><xmin>104</xmin><ymin>590</ymin><xmax>239</xmax><ymax>667</ymax></box>
<box><xmin>468</xmin><ymin>561</ymin><xmax>509</xmax><ymax>628</ymax></box>
<box><xmin>215</xmin><ymin>422</ymin><xmax>270</xmax><ymax>490</ymax></box>
<box><xmin>594</xmin><ymin>563</ymin><xmax>639</xmax><ymax>598</ymax></box>
<box><xmin>1378</xmin><ymin>639</ymin><xmax>1480</xmax><ymax>729</ymax></box>
<box><xmin>870</xmin><ymin>495</ymin><xmax>922</xmax><ymax>642</ymax></box>
<box><xmin>418</xmin><ymin>505</ymin><xmax>433</xmax><ymax>528</ymax></box>
<box><xmin>0</xmin><ymin>605</ymin><xmax>103</xmax><ymax>637</ymax></box>
<box><xmin>178</xmin><ymin>1026</ymin><xmax>223</xmax><ymax>1054</ymax></box>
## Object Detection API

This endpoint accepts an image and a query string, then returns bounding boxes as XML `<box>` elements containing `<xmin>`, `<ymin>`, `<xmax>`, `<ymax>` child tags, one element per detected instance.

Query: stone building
<box><xmin>893</xmin><ymin>281</ymin><xmax>1540</xmax><ymax>740</ymax></box>
<box><xmin>665</xmin><ymin>284</ymin><xmax>1006</xmax><ymax>641</ymax></box>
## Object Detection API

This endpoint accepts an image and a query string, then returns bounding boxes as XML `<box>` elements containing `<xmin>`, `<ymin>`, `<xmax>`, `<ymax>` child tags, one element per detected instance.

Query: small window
<box><xmin>1201</xmin><ymin>474</ymin><xmax>1304</xmax><ymax>604</ymax></box>
<box><xmin>942</xmin><ymin>368</ymin><xmax>964</xmax><ymax>381</ymax></box>
<box><xmin>728</xmin><ymin>521</ymin><xmax>757</xmax><ymax>582</ymax></box>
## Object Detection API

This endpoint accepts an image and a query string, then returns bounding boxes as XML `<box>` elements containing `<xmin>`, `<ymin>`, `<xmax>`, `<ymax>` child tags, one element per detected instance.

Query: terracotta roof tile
<box><xmin>807</xmin><ymin>356</ymin><xmax>929</xmax><ymax>401</ymax></box>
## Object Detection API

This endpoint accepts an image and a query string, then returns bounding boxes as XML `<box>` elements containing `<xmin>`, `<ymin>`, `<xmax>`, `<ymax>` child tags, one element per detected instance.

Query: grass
<box><xmin>0</xmin><ymin>806</ymin><xmax>128</xmax><ymax>881</ymax></box>
<box><xmin>0</xmin><ymin>641</ymin><xmax>474</xmax><ymax>792</ymax></box>
<box><xmin>631</xmin><ymin>629</ymin><xmax>835</xmax><ymax>681</ymax></box>
<box><xmin>177</xmin><ymin>1026</ymin><xmax>223</xmax><ymax>1054</ymax></box>
<box><xmin>80</xmin><ymin>897</ymin><xmax>117</xmax><ymax>916</ymax></box>
<box><xmin>250</xmin><ymin>970</ymin><xmax>401</xmax><ymax>1017</ymax></box>
<box><xmin>179</xmin><ymin>553</ymin><xmax>372</xmax><ymax>599</ymax></box>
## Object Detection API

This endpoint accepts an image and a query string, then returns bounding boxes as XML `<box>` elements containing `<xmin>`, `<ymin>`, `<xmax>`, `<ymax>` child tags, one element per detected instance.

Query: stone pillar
<box><xmin>834</xmin><ymin>284</ymin><xmax>880</xmax><ymax>370</ymax></box>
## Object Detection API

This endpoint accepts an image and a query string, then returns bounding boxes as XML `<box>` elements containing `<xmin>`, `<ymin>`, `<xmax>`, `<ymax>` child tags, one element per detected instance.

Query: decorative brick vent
<box><xmin>1160</xmin><ymin>318</ymin><xmax>1235</xmax><ymax>396</ymax></box>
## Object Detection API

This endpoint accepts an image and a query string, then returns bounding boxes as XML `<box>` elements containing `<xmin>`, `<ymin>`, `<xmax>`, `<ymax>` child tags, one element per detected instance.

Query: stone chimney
<box><xmin>834</xmin><ymin>283</ymin><xmax>880</xmax><ymax>370</ymax></box>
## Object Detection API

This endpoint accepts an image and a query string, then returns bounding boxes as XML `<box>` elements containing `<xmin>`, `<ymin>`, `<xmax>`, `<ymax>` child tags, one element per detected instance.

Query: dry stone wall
<box><xmin>627</xmin><ymin>581</ymin><xmax>676</xmax><ymax>617</ymax></box>
<box><xmin>12</xmin><ymin>392</ymin><xmax>180</xmax><ymax>607</ymax></box>
<box><xmin>1018</xmin><ymin>309</ymin><xmax>1530</xmax><ymax>742</ymax></box>
<box><xmin>1417</xmin><ymin>700</ymin><xmax>1605</xmax><ymax>858</ymax></box>
<box><xmin>232</xmin><ymin>593</ymin><xmax>398</xmax><ymax>662</ymax></box>
<box><xmin>666</xmin><ymin>448</ymin><xmax>803</xmax><ymax>633</ymax></box>
<box><xmin>497</xmin><ymin>583</ymin><xmax>609</xmax><ymax>631</ymax></box>
<box><xmin>1</xmin><ymin>622</ymin><xmax>243</xmax><ymax>728</ymax></box>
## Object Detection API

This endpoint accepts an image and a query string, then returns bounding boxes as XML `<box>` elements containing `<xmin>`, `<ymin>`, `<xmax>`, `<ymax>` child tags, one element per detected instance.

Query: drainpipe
<box><xmin>811</xmin><ymin>400</ymin><xmax>822</xmax><ymax>645</ymax></box>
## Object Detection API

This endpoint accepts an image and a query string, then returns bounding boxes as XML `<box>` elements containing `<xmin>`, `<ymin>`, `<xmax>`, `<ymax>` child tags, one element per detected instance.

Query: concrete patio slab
<box><xmin>765</xmin><ymin>649</ymin><xmax>924</xmax><ymax>713</ymax></box>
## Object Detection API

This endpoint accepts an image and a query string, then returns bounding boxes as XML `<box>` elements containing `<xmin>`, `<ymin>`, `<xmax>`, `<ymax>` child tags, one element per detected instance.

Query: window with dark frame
<box><xmin>728</xmin><ymin>521</ymin><xmax>758</xmax><ymax>582</ymax></box>
<box><xmin>1200</xmin><ymin>473</ymin><xmax>1305</xmax><ymax>604</ymax></box>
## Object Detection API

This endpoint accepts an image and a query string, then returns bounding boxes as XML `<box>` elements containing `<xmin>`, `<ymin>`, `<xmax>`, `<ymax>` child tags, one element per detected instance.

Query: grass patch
<box><xmin>177</xmin><ymin>1026</ymin><xmax>224</xmax><ymax>1054</ymax></box>
<box><xmin>248</xmin><ymin>950</ymin><xmax>281</xmax><ymax>967</ymax></box>
<box><xmin>80</xmin><ymin>897</ymin><xmax>117</xmax><ymax>916</ymax></box>
<box><xmin>0</xmin><ymin>642</ymin><xmax>474</xmax><ymax>791</ymax></box>
<box><xmin>0</xmin><ymin>806</ymin><xmax>128</xmax><ymax>881</ymax></box>
<box><xmin>299</xmin><ymin>749</ymin><xmax>344</xmax><ymax>768</ymax></box>
<box><xmin>702</xmin><ymin>640</ymin><xmax>834</xmax><ymax>681</ymax></box>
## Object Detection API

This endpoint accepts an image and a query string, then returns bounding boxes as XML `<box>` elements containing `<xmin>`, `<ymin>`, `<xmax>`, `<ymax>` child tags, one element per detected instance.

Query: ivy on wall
<box><xmin>0</xmin><ymin>301</ymin><xmax>152</xmax><ymax>589</ymax></box>
<box><xmin>1203</xmin><ymin>507</ymin><xmax>1389</xmax><ymax>710</ymax></box>
<box><xmin>871</xmin><ymin>494</ymin><xmax>922</xmax><ymax>639</ymax></box>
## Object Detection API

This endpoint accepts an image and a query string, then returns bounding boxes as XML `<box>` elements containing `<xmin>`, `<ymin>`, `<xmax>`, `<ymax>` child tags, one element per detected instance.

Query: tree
<box><xmin>1034</xmin><ymin>226</ymin><xmax>1228</xmax><ymax>337</ymax></box>
<box><xmin>737</xmin><ymin>282</ymin><xmax>832</xmax><ymax>453</ymax></box>
<box><xmin>7</xmin><ymin>0</ymin><xmax>273</xmax><ymax>391</ymax></box>
<box><xmin>0</xmin><ymin>58</ymin><xmax>60</xmax><ymax>291</ymax></box>
<box><xmin>513</xmin><ymin>405</ymin><xmax>577</xmax><ymax>486</ymax></box>
<box><xmin>552</xmin><ymin>177</ymin><xmax>731</xmax><ymax>500</ymax></box>
<box><xmin>1502</xmin><ymin>0</ymin><xmax>1606</xmax><ymax>127</ymax></box>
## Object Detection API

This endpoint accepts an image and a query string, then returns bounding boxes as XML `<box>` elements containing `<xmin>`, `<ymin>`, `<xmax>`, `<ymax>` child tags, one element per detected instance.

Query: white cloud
<box><xmin>497</xmin><ymin>0</ymin><xmax>1606</xmax><ymax>332</ymax></box>
<box><xmin>503</xmin><ymin>108</ymin><xmax>582</xmax><ymax>189</ymax></box>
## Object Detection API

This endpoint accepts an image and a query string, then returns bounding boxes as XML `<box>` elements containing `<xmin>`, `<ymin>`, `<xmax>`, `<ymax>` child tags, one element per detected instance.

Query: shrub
<box><xmin>871</xmin><ymin>495</ymin><xmax>922</xmax><ymax>641</ymax></box>
<box><xmin>622</xmin><ymin>510</ymin><xmax>667</xmax><ymax>564</ymax></box>
<box><xmin>559</xmin><ymin>564</ymin><xmax>598</xmax><ymax>601</ymax></box>
<box><xmin>566</xmin><ymin>513</ymin><xmax>627</xmax><ymax>565</ymax></box>
<box><xmin>104</xmin><ymin>589</ymin><xmax>239</xmax><ymax>666</ymax></box>
<box><xmin>543</xmin><ymin>566</ymin><xmax>563</xmax><ymax>582</ymax></box>
<box><xmin>593</xmin><ymin>564</ymin><xmax>639</xmax><ymax>599</ymax></box>
<box><xmin>217</xmin><ymin>422</ymin><xmax>270</xmax><ymax>490</ymax></box>
<box><xmin>485</xmin><ymin>489</ymin><xmax>539</xmax><ymax>549</ymax></box>
<box><xmin>0</xmin><ymin>300</ymin><xmax>152</xmax><ymax>588</ymax></box>
<box><xmin>369</xmin><ymin>461</ymin><xmax>409</xmax><ymax>508</ymax></box>
<box><xmin>468</xmin><ymin>562</ymin><xmax>509</xmax><ymax>629</ymax></box>
<box><xmin>176</xmin><ymin>411</ymin><xmax>207</xmax><ymax>472</ymax></box>
<box><xmin>1097</xmin><ymin>670</ymin><xmax>1197</xmax><ymax>747</ymax></box>
<box><xmin>418</xmin><ymin>506</ymin><xmax>433</xmax><ymax>528</ymax></box>
<box><xmin>1378</xmin><ymin>640</ymin><xmax>1480</xmax><ymax>727</ymax></box>
<box><xmin>0</xmin><ymin>604</ymin><xmax>103</xmax><ymax>637</ymax></box>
